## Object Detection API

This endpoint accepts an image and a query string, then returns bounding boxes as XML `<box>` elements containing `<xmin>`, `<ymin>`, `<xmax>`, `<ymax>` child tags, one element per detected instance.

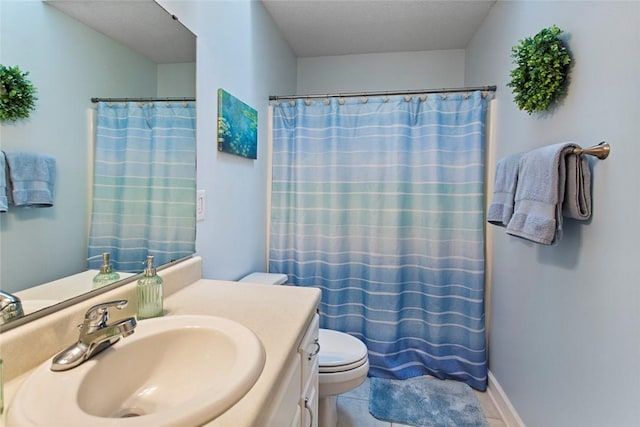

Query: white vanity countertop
<box><xmin>165</xmin><ymin>279</ymin><xmax>320</xmax><ymax>427</ymax></box>
<box><xmin>164</xmin><ymin>279</ymin><xmax>321</xmax><ymax>426</ymax></box>
<box><xmin>1</xmin><ymin>274</ymin><xmax>321</xmax><ymax>427</ymax></box>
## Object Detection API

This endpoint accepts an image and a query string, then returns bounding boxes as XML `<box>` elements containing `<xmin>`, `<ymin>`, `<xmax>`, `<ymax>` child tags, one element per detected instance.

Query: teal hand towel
<box><xmin>0</xmin><ymin>152</ymin><xmax>8</xmax><ymax>212</ymax></box>
<box><xmin>5</xmin><ymin>152</ymin><xmax>56</xmax><ymax>207</ymax></box>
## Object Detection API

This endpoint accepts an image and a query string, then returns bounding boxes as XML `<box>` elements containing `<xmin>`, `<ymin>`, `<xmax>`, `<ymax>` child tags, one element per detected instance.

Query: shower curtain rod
<box><xmin>268</xmin><ymin>85</ymin><xmax>497</xmax><ymax>101</ymax></box>
<box><xmin>91</xmin><ymin>97</ymin><xmax>195</xmax><ymax>103</ymax></box>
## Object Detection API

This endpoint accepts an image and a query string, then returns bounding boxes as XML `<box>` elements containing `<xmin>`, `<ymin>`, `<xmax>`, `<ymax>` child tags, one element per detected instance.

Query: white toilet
<box><xmin>240</xmin><ymin>273</ymin><xmax>369</xmax><ymax>427</ymax></box>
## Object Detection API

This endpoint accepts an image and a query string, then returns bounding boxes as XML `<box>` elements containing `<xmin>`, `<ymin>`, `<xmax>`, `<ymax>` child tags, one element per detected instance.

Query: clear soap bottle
<box><xmin>137</xmin><ymin>256</ymin><xmax>163</xmax><ymax>320</ymax></box>
<box><xmin>92</xmin><ymin>252</ymin><xmax>120</xmax><ymax>289</ymax></box>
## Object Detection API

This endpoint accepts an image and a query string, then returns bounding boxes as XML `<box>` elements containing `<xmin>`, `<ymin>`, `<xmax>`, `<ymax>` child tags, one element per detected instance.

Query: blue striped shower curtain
<box><xmin>88</xmin><ymin>102</ymin><xmax>196</xmax><ymax>272</ymax></box>
<box><xmin>269</xmin><ymin>91</ymin><xmax>488</xmax><ymax>390</ymax></box>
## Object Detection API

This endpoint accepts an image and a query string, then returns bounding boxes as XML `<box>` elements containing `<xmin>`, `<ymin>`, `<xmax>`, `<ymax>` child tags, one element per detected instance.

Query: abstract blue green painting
<box><xmin>217</xmin><ymin>89</ymin><xmax>258</xmax><ymax>159</ymax></box>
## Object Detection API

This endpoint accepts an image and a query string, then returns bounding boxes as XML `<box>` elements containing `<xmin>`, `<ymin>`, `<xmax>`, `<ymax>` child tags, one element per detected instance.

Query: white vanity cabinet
<box><xmin>299</xmin><ymin>314</ymin><xmax>320</xmax><ymax>427</ymax></box>
<box><xmin>267</xmin><ymin>313</ymin><xmax>319</xmax><ymax>427</ymax></box>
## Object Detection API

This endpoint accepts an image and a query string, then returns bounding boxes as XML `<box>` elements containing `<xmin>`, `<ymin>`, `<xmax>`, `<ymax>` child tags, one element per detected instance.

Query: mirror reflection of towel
<box><xmin>4</xmin><ymin>151</ymin><xmax>56</xmax><ymax>208</ymax></box>
<box><xmin>0</xmin><ymin>152</ymin><xmax>8</xmax><ymax>212</ymax></box>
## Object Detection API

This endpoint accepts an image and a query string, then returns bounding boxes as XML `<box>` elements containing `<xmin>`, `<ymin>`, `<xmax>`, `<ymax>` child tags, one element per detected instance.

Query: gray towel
<box><xmin>4</xmin><ymin>151</ymin><xmax>56</xmax><ymax>207</ymax></box>
<box><xmin>487</xmin><ymin>152</ymin><xmax>522</xmax><ymax>227</ymax></box>
<box><xmin>562</xmin><ymin>152</ymin><xmax>592</xmax><ymax>220</ymax></box>
<box><xmin>0</xmin><ymin>152</ymin><xmax>8</xmax><ymax>212</ymax></box>
<box><xmin>505</xmin><ymin>142</ymin><xmax>591</xmax><ymax>245</ymax></box>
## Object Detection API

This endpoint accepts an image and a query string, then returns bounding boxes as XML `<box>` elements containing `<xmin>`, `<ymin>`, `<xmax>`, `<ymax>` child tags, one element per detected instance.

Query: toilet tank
<box><xmin>239</xmin><ymin>272</ymin><xmax>288</xmax><ymax>285</ymax></box>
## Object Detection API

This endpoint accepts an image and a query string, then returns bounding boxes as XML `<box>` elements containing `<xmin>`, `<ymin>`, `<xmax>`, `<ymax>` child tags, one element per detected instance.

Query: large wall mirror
<box><xmin>0</xmin><ymin>0</ymin><xmax>196</xmax><ymax>330</ymax></box>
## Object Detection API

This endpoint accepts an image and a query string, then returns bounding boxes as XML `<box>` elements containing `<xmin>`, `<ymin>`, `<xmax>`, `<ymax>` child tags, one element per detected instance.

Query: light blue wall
<box><xmin>465</xmin><ymin>2</ymin><xmax>639</xmax><ymax>426</ymax></box>
<box><xmin>157</xmin><ymin>63</ymin><xmax>196</xmax><ymax>98</ymax></box>
<box><xmin>0</xmin><ymin>1</ymin><xmax>157</xmax><ymax>293</ymax></box>
<box><xmin>129</xmin><ymin>4</ymin><xmax>640</xmax><ymax>425</ymax></box>
<box><xmin>297</xmin><ymin>50</ymin><xmax>465</xmax><ymax>94</ymax></box>
<box><xmin>156</xmin><ymin>0</ymin><xmax>297</xmax><ymax>280</ymax></box>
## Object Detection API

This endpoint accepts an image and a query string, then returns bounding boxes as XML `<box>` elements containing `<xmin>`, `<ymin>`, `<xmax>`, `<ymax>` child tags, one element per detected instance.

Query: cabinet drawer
<box><xmin>301</xmin><ymin>380</ymin><xmax>318</xmax><ymax>427</ymax></box>
<box><xmin>298</xmin><ymin>313</ymin><xmax>320</xmax><ymax>384</ymax></box>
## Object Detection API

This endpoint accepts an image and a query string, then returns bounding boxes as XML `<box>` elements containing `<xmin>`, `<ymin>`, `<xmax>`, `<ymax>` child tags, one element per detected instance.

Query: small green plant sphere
<box><xmin>0</xmin><ymin>65</ymin><xmax>38</xmax><ymax>122</ymax></box>
<box><xmin>507</xmin><ymin>25</ymin><xmax>571</xmax><ymax>114</ymax></box>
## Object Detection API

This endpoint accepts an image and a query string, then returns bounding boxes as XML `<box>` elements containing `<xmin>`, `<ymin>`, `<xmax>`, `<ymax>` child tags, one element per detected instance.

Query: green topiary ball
<box><xmin>507</xmin><ymin>25</ymin><xmax>571</xmax><ymax>114</ymax></box>
<box><xmin>0</xmin><ymin>65</ymin><xmax>38</xmax><ymax>122</ymax></box>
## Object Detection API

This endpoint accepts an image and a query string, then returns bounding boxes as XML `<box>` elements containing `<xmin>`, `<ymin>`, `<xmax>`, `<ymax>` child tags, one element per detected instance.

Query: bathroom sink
<box><xmin>8</xmin><ymin>315</ymin><xmax>265</xmax><ymax>426</ymax></box>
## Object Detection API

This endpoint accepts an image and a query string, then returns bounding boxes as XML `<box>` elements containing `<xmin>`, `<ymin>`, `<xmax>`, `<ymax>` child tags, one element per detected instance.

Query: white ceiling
<box><xmin>45</xmin><ymin>0</ymin><xmax>495</xmax><ymax>63</ymax></box>
<box><xmin>45</xmin><ymin>0</ymin><xmax>196</xmax><ymax>64</ymax></box>
<box><xmin>261</xmin><ymin>0</ymin><xmax>496</xmax><ymax>57</ymax></box>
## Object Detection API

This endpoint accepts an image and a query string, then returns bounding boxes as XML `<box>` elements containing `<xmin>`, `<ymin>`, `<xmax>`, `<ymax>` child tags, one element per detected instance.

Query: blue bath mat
<box><xmin>369</xmin><ymin>376</ymin><xmax>488</xmax><ymax>427</ymax></box>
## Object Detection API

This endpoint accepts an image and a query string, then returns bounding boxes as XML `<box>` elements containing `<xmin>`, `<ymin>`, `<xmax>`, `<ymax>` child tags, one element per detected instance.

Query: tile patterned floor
<box><xmin>336</xmin><ymin>378</ymin><xmax>507</xmax><ymax>427</ymax></box>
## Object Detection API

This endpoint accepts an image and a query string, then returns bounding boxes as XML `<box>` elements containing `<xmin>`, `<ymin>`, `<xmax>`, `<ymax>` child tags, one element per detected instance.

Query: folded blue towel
<box><xmin>505</xmin><ymin>142</ymin><xmax>591</xmax><ymax>245</ymax></box>
<box><xmin>4</xmin><ymin>152</ymin><xmax>56</xmax><ymax>207</ymax></box>
<box><xmin>487</xmin><ymin>152</ymin><xmax>522</xmax><ymax>227</ymax></box>
<box><xmin>562</xmin><ymin>152</ymin><xmax>591</xmax><ymax>220</ymax></box>
<box><xmin>0</xmin><ymin>152</ymin><xmax>8</xmax><ymax>212</ymax></box>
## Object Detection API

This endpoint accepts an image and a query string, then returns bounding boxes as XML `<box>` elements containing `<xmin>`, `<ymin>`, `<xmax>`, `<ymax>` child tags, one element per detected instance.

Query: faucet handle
<box><xmin>0</xmin><ymin>290</ymin><xmax>24</xmax><ymax>325</ymax></box>
<box><xmin>83</xmin><ymin>300</ymin><xmax>129</xmax><ymax>325</ymax></box>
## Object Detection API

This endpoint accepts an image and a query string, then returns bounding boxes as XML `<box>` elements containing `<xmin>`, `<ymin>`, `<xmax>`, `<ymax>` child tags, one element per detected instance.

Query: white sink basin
<box><xmin>8</xmin><ymin>315</ymin><xmax>265</xmax><ymax>426</ymax></box>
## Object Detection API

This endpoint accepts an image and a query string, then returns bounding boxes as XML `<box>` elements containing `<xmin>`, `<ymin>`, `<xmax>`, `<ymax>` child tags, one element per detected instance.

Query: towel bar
<box><xmin>573</xmin><ymin>142</ymin><xmax>610</xmax><ymax>159</ymax></box>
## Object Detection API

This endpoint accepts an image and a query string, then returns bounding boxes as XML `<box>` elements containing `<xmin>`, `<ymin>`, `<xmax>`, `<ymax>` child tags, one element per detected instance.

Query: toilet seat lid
<box><xmin>319</xmin><ymin>356</ymin><xmax>368</xmax><ymax>373</ymax></box>
<box><xmin>319</xmin><ymin>329</ymin><xmax>368</xmax><ymax>369</ymax></box>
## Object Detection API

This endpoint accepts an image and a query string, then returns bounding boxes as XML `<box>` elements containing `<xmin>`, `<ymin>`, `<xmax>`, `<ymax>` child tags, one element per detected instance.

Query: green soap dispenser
<box><xmin>92</xmin><ymin>252</ymin><xmax>120</xmax><ymax>289</ymax></box>
<box><xmin>137</xmin><ymin>255</ymin><xmax>163</xmax><ymax>320</ymax></box>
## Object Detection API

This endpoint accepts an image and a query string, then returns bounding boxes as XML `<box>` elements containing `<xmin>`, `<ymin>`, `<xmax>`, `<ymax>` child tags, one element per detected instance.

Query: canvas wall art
<box><xmin>217</xmin><ymin>89</ymin><xmax>258</xmax><ymax>159</ymax></box>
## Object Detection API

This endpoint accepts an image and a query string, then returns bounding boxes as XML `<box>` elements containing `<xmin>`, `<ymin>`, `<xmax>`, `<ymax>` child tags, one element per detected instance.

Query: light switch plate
<box><xmin>196</xmin><ymin>190</ymin><xmax>205</xmax><ymax>221</ymax></box>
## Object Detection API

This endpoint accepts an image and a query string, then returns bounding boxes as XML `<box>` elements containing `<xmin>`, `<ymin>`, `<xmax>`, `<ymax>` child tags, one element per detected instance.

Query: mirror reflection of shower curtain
<box><xmin>269</xmin><ymin>91</ymin><xmax>489</xmax><ymax>390</ymax></box>
<box><xmin>87</xmin><ymin>102</ymin><xmax>196</xmax><ymax>272</ymax></box>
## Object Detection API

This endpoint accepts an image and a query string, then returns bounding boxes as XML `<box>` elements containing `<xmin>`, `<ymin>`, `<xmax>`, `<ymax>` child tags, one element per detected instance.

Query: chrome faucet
<box><xmin>0</xmin><ymin>290</ymin><xmax>24</xmax><ymax>325</ymax></box>
<box><xmin>51</xmin><ymin>300</ymin><xmax>137</xmax><ymax>371</ymax></box>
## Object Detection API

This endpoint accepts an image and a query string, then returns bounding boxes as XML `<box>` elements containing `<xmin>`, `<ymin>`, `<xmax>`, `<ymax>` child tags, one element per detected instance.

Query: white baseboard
<box><xmin>487</xmin><ymin>370</ymin><xmax>526</xmax><ymax>427</ymax></box>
